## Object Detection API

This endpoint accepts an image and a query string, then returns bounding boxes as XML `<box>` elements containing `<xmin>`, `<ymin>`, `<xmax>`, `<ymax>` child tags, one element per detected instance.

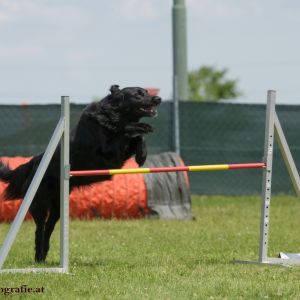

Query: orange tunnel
<box><xmin>0</xmin><ymin>157</ymin><xmax>149</xmax><ymax>222</ymax></box>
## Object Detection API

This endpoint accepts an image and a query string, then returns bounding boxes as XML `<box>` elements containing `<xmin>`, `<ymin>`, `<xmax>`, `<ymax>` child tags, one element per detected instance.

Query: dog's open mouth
<box><xmin>139</xmin><ymin>106</ymin><xmax>158</xmax><ymax>117</ymax></box>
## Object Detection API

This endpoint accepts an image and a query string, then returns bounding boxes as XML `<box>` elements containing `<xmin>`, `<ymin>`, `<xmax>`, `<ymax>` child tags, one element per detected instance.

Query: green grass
<box><xmin>1</xmin><ymin>195</ymin><xmax>300</xmax><ymax>299</ymax></box>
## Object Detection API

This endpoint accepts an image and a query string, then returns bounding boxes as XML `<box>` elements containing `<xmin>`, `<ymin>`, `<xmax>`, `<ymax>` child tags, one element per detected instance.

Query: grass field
<box><xmin>1</xmin><ymin>195</ymin><xmax>300</xmax><ymax>299</ymax></box>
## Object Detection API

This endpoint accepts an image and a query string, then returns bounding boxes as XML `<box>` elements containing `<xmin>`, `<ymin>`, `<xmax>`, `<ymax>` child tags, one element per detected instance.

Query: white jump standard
<box><xmin>236</xmin><ymin>90</ymin><xmax>300</xmax><ymax>267</ymax></box>
<box><xmin>0</xmin><ymin>96</ymin><xmax>70</xmax><ymax>273</ymax></box>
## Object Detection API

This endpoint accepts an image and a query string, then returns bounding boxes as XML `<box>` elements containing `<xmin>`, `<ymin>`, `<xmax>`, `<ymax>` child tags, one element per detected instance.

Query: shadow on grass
<box><xmin>69</xmin><ymin>255</ymin><xmax>236</xmax><ymax>270</ymax></box>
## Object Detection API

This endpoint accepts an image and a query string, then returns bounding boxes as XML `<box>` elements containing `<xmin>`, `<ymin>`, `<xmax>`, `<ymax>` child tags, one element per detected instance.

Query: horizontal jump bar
<box><xmin>69</xmin><ymin>162</ymin><xmax>266</xmax><ymax>177</ymax></box>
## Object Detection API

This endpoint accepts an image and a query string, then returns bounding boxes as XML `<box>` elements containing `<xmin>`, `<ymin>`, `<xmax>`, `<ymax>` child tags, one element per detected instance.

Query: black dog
<box><xmin>0</xmin><ymin>85</ymin><xmax>161</xmax><ymax>262</ymax></box>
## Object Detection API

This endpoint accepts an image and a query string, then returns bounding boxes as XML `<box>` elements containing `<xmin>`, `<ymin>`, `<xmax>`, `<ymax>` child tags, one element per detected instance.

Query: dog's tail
<box><xmin>0</xmin><ymin>159</ymin><xmax>38</xmax><ymax>200</ymax></box>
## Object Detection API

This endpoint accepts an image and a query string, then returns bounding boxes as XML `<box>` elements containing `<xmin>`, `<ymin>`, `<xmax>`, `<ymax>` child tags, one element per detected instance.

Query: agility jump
<box><xmin>69</xmin><ymin>162</ymin><xmax>266</xmax><ymax>177</ymax></box>
<box><xmin>1</xmin><ymin>90</ymin><xmax>300</xmax><ymax>273</ymax></box>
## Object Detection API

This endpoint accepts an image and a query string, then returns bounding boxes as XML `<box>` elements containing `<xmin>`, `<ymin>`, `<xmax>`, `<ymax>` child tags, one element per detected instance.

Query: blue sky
<box><xmin>0</xmin><ymin>0</ymin><xmax>300</xmax><ymax>104</ymax></box>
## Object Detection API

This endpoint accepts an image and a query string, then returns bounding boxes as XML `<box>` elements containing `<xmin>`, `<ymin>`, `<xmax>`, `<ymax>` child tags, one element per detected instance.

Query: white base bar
<box><xmin>0</xmin><ymin>267</ymin><xmax>67</xmax><ymax>274</ymax></box>
<box><xmin>236</xmin><ymin>257</ymin><xmax>300</xmax><ymax>268</ymax></box>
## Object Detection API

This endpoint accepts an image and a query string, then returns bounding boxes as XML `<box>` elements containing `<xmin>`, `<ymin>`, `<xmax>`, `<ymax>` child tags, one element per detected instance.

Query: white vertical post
<box><xmin>258</xmin><ymin>90</ymin><xmax>276</xmax><ymax>262</ymax></box>
<box><xmin>60</xmin><ymin>96</ymin><xmax>70</xmax><ymax>273</ymax></box>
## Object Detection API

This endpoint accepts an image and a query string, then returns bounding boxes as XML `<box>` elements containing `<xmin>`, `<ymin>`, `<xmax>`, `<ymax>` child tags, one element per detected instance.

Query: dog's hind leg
<box><xmin>43</xmin><ymin>204</ymin><xmax>60</xmax><ymax>261</ymax></box>
<box><xmin>30</xmin><ymin>205</ymin><xmax>48</xmax><ymax>262</ymax></box>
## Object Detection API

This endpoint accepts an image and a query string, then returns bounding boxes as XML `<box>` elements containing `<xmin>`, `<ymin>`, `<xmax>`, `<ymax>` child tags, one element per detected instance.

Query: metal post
<box><xmin>60</xmin><ymin>96</ymin><xmax>70</xmax><ymax>273</ymax></box>
<box><xmin>274</xmin><ymin>114</ymin><xmax>300</xmax><ymax>197</ymax></box>
<box><xmin>0</xmin><ymin>117</ymin><xmax>65</xmax><ymax>271</ymax></box>
<box><xmin>173</xmin><ymin>75</ymin><xmax>180</xmax><ymax>154</ymax></box>
<box><xmin>258</xmin><ymin>90</ymin><xmax>276</xmax><ymax>262</ymax></box>
<box><xmin>172</xmin><ymin>0</ymin><xmax>188</xmax><ymax>101</ymax></box>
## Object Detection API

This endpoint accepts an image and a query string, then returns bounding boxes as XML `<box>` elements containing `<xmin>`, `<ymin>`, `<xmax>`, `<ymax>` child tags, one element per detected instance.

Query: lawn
<box><xmin>0</xmin><ymin>195</ymin><xmax>300</xmax><ymax>299</ymax></box>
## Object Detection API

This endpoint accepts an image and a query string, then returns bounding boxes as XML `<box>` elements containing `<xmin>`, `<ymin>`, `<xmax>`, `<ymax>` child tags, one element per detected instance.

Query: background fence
<box><xmin>0</xmin><ymin>101</ymin><xmax>299</xmax><ymax>195</ymax></box>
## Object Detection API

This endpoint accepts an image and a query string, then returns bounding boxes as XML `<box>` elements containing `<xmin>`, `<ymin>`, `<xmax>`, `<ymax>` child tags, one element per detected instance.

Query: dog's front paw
<box><xmin>135</xmin><ymin>137</ymin><xmax>147</xmax><ymax>166</ymax></box>
<box><xmin>137</xmin><ymin>123</ymin><xmax>153</xmax><ymax>133</ymax></box>
<box><xmin>125</xmin><ymin>123</ymin><xmax>153</xmax><ymax>137</ymax></box>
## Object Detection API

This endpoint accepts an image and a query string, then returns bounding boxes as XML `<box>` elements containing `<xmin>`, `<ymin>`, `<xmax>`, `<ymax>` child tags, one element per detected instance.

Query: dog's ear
<box><xmin>109</xmin><ymin>85</ymin><xmax>123</xmax><ymax>106</ymax></box>
<box><xmin>85</xmin><ymin>102</ymin><xmax>119</xmax><ymax>131</ymax></box>
<box><xmin>109</xmin><ymin>85</ymin><xmax>120</xmax><ymax>96</ymax></box>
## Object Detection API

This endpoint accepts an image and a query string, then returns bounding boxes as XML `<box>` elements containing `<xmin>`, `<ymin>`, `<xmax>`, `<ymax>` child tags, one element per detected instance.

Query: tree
<box><xmin>188</xmin><ymin>66</ymin><xmax>241</xmax><ymax>102</ymax></box>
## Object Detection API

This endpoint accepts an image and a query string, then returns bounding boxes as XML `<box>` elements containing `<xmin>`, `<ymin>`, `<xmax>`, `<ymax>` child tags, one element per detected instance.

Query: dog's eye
<box><xmin>135</xmin><ymin>93</ymin><xmax>143</xmax><ymax>99</ymax></box>
<box><xmin>137</xmin><ymin>90</ymin><xmax>145</xmax><ymax>97</ymax></box>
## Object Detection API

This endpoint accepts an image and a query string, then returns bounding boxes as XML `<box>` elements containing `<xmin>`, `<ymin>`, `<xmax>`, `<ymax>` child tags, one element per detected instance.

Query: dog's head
<box><xmin>106</xmin><ymin>85</ymin><xmax>161</xmax><ymax>121</ymax></box>
<box><xmin>85</xmin><ymin>85</ymin><xmax>161</xmax><ymax>131</ymax></box>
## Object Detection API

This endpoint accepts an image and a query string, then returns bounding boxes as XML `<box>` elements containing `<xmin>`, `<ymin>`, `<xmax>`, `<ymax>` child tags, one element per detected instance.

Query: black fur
<box><xmin>0</xmin><ymin>85</ymin><xmax>161</xmax><ymax>262</ymax></box>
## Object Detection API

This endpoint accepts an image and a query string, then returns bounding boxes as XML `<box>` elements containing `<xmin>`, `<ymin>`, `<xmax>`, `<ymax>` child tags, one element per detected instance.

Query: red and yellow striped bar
<box><xmin>69</xmin><ymin>162</ymin><xmax>266</xmax><ymax>177</ymax></box>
